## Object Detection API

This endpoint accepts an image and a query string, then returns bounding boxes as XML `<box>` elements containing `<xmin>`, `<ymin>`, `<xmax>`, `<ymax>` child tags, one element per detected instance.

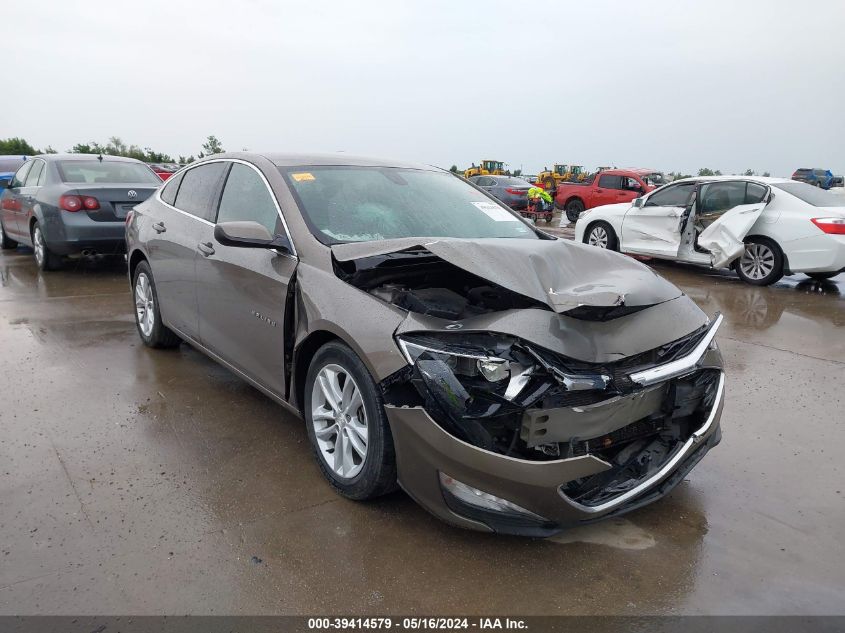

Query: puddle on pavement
<box><xmin>548</xmin><ymin>518</ymin><xmax>656</xmax><ymax>550</ymax></box>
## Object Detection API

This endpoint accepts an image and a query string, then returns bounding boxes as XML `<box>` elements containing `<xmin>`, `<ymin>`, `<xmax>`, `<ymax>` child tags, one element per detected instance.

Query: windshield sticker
<box><xmin>292</xmin><ymin>172</ymin><xmax>315</xmax><ymax>182</ymax></box>
<box><xmin>471</xmin><ymin>201</ymin><xmax>517</xmax><ymax>222</ymax></box>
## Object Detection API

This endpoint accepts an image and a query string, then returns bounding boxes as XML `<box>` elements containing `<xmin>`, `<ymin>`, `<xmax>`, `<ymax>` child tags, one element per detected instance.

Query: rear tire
<box><xmin>584</xmin><ymin>221</ymin><xmax>618</xmax><ymax>251</ymax></box>
<box><xmin>805</xmin><ymin>271</ymin><xmax>840</xmax><ymax>281</ymax></box>
<box><xmin>132</xmin><ymin>261</ymin><xmax>181</xmax><ymax>348</ymax></box>
<box><xmin>0</xmin><ymin>220</ymin><xmax>17</xmax><ymax>250</ymax></box>
<box><xmin>31</xmin><ymin>222</ymin><xmax>63</xmax><ymax>271</ymax></box>
<box><xmin>734</xmin><ymin>237</ymin><xmax>784</xmax><ymax>286</ymax></box>
<box><xmin>304</xmin><ymin>341</ymin><xmax>398</xmax><ymax>501</ymax></box>
<box><xmin>565</xmin><ymin>199</ymin><xmax>585</xmax><ymax>223</ymax></box>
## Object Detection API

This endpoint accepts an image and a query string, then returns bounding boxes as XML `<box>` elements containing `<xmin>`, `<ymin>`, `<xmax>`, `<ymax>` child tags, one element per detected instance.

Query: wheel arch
<box><xmin>744</xmin><ymin>233</ymin><xmax>790</xmax><ymax>275</ymax></box>
<box><xmin>291</xmin><ymin>330</ymin><xmax>343</xmax><ymax>416</ymax></box>
<box><xmin>128</xmin><ymin>248</ymin><xmax>149</xmax><ymax>283</ymax></box>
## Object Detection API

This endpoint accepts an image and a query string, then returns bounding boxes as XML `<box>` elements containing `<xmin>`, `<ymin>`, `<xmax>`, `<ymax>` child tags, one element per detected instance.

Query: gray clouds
<box><xmin>5</xmin><ymin>0</ymin><xmax>844</xmax><ymax>175</ymax></box>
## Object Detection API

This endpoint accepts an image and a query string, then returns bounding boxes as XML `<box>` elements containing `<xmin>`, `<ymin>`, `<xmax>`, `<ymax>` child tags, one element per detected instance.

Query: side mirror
<box><xmin>0</xmin><ymin>178</ymin><xmax>11</xmax><ymax>189</ymax></box>
<box><xmin>632</xmin><ymin>197</ymin><xmax>645</xmax><ymax>208</ymax></box>
<box><xmin>214</xmin><ymin>221</ymin><xmax>292</xmax><ymax>253</ymax></box>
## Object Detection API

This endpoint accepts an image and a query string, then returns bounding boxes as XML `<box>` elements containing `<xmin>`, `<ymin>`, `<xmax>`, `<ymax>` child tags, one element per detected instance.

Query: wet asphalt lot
<box><xmin>0</xmin><ymin>235</ymin><xmax>843</xmax><ymax>615</ymax></box>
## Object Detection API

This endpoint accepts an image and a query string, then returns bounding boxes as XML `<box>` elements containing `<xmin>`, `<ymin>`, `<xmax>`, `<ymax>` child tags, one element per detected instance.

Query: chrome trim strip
<box><xmin>629</xmin><ymin>313</ymin><xmax>723</xmax><ymax>387</ymax></box>
<box><xmin>559</xmin><ymin>371</ymin><xmax>725</xmax><ymax>515</ymax></box>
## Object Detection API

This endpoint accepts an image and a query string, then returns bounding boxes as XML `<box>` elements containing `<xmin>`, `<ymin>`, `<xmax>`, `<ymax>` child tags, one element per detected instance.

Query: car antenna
<box><xmin>97</xmin><ymin>153</ymin><xmax>103</xmax><ymax>162</ymax></box>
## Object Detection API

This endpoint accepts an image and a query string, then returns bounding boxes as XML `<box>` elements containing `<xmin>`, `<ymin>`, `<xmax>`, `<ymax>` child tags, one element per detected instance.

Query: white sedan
<box><xmin>573</xmin><ymin>176</ymin><xmax>845</xmax><ymax>285</ymax></box>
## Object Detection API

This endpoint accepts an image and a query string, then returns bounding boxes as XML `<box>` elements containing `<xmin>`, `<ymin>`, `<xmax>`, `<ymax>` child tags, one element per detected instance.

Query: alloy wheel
<box><xmin>134</xmin><ymin>272</ymin><xmax>155</xmax><ymax>337</ymax></box>
<box><xmin>739</xmin><ymin>243</ymin><xmax>775</xmax><ymax>280</ymax></box>
<box><xmin>588</xmin><ymin>226</ymin><xmax>609</xmax><ymax>248</ymax></box>
<box><xmin>310</xmin><ymin>363</ymin><xmax>369</xmax><ymax>479</ymax></box>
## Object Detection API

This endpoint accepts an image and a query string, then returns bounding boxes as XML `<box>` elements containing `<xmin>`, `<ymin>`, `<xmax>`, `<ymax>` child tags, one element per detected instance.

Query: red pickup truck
<box><xmin>555</xmin><ymin>168</ymin><xmax>664</xmax><ymax>222</ymax></box>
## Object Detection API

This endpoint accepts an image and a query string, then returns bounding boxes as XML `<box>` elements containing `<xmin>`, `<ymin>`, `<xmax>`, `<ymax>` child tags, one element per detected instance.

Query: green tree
<box><xmin>0</xmin><ymin>137</ymin><xmax>39</xmax><ymax>155</ymax></box>
<box><xmin>697</xmin><ymin>168</ymin><xmax>716</xmax><ymax>176</ymax></box>
<box><xmin>744</xmin><ymin>169</ymin><xmax>756</xmax><ymax>176</ymax></box>
<box><xmin>513</xmin><ymin>169</ymin><xmax>522</xmax><ymax>176</ymax></box>
<box><xmin>449</xmin><ymin>165</ymin><xmax>458</xmax><ymax>173</ymax></box>
<box><xmin>43</xmin><ymin>145</ymin><xmax>57</xmax><ymax>154</ymax></box>
<box><xmin>200</xmin><ymin>135</ymin><xmax>224</xmax><ymax>156</ymax></box>
<box><xmin>762</xmin><ymin>171</ymin><xmax>771</xmax><ymax>177</ymax></box>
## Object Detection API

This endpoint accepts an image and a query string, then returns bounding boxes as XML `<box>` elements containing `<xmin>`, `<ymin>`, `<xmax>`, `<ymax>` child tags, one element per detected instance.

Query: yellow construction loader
<box><xmin>464</xmin><ymin>159</ymin><xmax>506</xmax><ymax>179</ymax></box>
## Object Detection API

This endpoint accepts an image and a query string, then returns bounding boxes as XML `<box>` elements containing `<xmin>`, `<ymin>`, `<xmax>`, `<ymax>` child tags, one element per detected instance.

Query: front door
<box><xmin>195</xmin><ymin>161</ymin><xmax>297</xmax><ymax>397</ymax></box>
<box><xmin>2</xmin><ymin>161</ymin><xmax>32</xmax><ymax>241</ymax></box>
<box><xmin>621</xmin><ymin>181</ymin><xmax>697</xmax><ymax>257</ymax></box>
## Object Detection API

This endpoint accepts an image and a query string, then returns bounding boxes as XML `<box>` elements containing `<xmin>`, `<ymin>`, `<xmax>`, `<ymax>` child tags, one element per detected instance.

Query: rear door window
<box><xmin>24</xmin><ymin>160</ymin><xmax>45</xmax><ymax>186</ymax></box>
<box><xmin>598</xmin><ymin>174</ymin><xmax>623</xmax><ymax>189</ymax></box>
<box><xmin>699</xmin><ymin>181</ymin><xmax>747</xmax><ymax>214</ymax></box>
<box><xmin>215</xmin><ymin>163</ymin><xmax>281</xmax><ymax>235</ymax></box>
<box><xmin>173</xmin><ymin>162</ymin><xmax>228</xmax><ymax>221</ymax></box>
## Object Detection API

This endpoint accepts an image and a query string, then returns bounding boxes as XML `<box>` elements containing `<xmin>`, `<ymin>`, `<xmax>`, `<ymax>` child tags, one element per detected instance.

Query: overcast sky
<box><xmin>5</xmin><ymin>0</ymin><xmax>844</xmax><ymax>175</ymax></box>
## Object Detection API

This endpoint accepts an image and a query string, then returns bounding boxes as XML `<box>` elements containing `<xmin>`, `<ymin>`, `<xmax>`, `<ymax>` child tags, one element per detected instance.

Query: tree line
<box><xmin>0</xmin><ymin>135</ymin><xmax>226</xmax><ymax>165</ymax></box>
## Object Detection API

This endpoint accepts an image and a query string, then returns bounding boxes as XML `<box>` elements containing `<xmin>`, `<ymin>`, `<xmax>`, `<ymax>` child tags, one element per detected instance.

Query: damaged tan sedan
<box><xmin>126</xmin><ymin>153</ymin><xmax>725</xmax><ymax>537</ymax></box>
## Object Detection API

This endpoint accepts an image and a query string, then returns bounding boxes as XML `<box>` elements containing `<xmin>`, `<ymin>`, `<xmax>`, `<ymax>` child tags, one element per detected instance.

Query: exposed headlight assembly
<box><xmin>397</xmin><ymin>337</ymin><xmax>511</xmax><ymax>383</ymax></box>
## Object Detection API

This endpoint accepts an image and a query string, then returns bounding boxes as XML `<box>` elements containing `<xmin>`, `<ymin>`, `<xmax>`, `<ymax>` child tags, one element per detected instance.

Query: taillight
<box><xmin>811</xmin><ymin>217</ymin><xmax>845</xmax><ymax>235</ymax></box>
<box><xmin>505</xmin><ymin>188</ymin><xmax>526</xmax><ymax>195</ymax></box>
<box><xmin>82</xmin><ymin>196</ymin><xmax>100</xmax><ymax>210</ymax></box>
<box><xmin>59</xmin><ymin>195</ymin><xmax>99</xmax><ymax>211</ymax></box>
<box><xmin>59</xmin><ymin>195</ymin><xmax>82</xmax><ymax>211</ymax></box>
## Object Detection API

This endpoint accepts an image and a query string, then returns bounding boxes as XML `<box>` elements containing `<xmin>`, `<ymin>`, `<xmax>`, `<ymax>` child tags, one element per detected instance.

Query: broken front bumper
<box><xmin>386</xmin><ymin>371</ymin><xmax>723</xmax><ymax>536</ymax></box>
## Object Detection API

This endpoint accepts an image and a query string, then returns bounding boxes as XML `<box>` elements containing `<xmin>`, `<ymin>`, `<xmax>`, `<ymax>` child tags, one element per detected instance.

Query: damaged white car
<box><xmin>574</xmin><ymin>176</ymin><xmax>845</xmax><ymax>285</ymax></box>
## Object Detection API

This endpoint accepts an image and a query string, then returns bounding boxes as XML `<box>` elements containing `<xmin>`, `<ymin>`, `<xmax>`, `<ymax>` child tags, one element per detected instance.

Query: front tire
<box><xmin>132</xmin><ymin>261</ymin><xmax>181</xmax><ymax>348</ymax></box>
<box><xmin>584</xmin><ymin>221</ymin><xmax>618</xmax><ymax>251</ymax></box>
<box><xmin>565</xmin><ymin>199</ymin><xmax>585</xmax><ymax>223</ymax></box>
<box><xmin>31</xmin><ymin>222</ymin><xmax>63</xmax><ymax>271</ymax></box>
<box><xmin>304</xmin><ymin>341</ymin><xmax>397</xmax><ymax>500</ymax></box>
<box><xmin>734</xmin><ymin>237</ymin><xmax>784</xmax><ymax>286</ymax></box>
<box><xmin>0</xmin><ymin>220</ymin><xmax>17</xmax><ymax>250</ymax></box>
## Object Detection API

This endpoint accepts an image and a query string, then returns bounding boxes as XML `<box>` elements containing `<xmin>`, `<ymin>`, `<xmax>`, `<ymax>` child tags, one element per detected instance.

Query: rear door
<box><xmin>195</xmin><ymin>160</ymin><xmax>297</xmax><ymax>397</ymax></box>
<box><xmin>620</xmin><ymin>181</ymin><xmax>697</xmax><ymax>257</ymax></box>
<box><xmin>696</xmin><ymin>181</ymin><xmax>770</xmax><ymax>268</ymax></box>
<box><xmin>3</xmin><ymin>161</ymin><xmax>32</xmax><ymax>240</ymax></box>
<box><xmin>147</xmin><ymin>161</ymin><xmax>228</xmax><ymax>340</ymax></box>
<box><xmin>593</xmin><ymin>174</ymin><xmax>625</xmax><ymax>207</ymax></box>
<box><xmin>19</xmin><ymin>159</ymin><xmax>46</xmax><ymax>234</ymax></box>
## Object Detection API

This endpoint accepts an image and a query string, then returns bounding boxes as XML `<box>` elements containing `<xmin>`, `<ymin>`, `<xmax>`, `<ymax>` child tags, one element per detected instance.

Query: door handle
<box><xmin>596</xmin><ymin>188</ymin><xmax>604</xmax><ymax>193</ymax></box>
<box><xmin>198</xmin><ymin>242</ymin><xmax>215</xmax><ymax>256</ymax></box>
<box><xmin>152</xmin><ymin>222</ymin><xmax>166</xmax><ymax>233</ymax></box>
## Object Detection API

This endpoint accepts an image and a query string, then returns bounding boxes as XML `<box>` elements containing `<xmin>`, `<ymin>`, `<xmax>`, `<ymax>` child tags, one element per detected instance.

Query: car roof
<box><xmin>32</xmin><ymin>153</ymin><xmax>148</xmax><ymax>163</ymax></box>
<box><xmin>597</xmin><ymin>168</ymin><xmax>657</xmax><ymax>176</ymax></box>
<box><xmin>217</xmin><ymin>151</ymin><xmax>441</xmax><ymax>171</ymax></box>
<box><xmin>670</xmin><ymin>175</ymin><xmax>793</xmax><ymax>185</ymax></box>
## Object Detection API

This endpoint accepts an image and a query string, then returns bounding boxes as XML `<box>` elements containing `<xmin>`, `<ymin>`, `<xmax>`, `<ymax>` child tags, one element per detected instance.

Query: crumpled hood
<box><xmin>331</xmin><ymin>237</ymin><xmax>682</xmax><ymax>312</ymax></box>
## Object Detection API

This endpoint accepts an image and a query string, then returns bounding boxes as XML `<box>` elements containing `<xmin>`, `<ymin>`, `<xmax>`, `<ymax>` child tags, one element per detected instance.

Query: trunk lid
<box><xmin>67</xmin><ymin>185</ymin><xmax>158</xmax><ymax>221</ymax></box>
